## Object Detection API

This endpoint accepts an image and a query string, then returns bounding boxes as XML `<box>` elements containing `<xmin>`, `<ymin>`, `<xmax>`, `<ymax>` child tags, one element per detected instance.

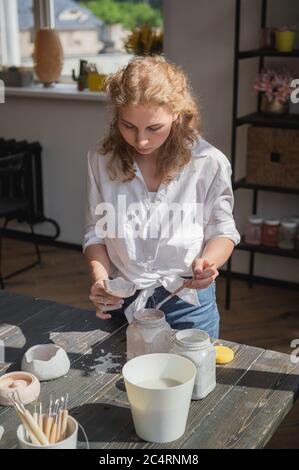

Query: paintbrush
<box><xmin>155</xmin><ymin>283</ymin><xmax>186</xmax><ymax>309</ymax></box>
<box><xmin>59</xmin><ymin>393</ymin><xmax>69</xmax><ymax>442</ymax></box>
<box><xmin>9</xmin><ymin>391</ymin><xmax>49</xmax><ymax>446</ymax></box>
<box><xmin>43</xmin><ymin>394</ymin><xmax>53</xmax><ymax>440</ymax></box>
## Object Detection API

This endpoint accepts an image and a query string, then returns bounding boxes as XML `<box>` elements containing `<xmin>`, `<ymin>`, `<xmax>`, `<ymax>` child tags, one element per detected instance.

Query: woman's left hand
<box><xmin>184</xmin><ymin>257</ymin><xmax>219</xmax><ymax>290</ymax></box>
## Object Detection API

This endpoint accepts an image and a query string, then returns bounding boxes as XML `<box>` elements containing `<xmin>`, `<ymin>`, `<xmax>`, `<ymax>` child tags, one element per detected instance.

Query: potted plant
<box><xmin>124</xmin><ymin>24</ymin><xmax>163</xmax><ymax>56</ymax></box>
<box><xmin>253</xmin><ymin>68</ymin><xmax>294</xmax><ymax>114</ymax></box>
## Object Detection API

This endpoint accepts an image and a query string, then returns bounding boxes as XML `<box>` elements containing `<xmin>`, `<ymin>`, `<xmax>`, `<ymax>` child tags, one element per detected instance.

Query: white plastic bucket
<box><xmin>17</xmin><ymin>415</ymin><xmax>78</xmax><ymax>449</ymax></box>
<box><xmin>122</xmin><ymin>353</ymin><xmax>196</xmax><ymax>443</ymax></box>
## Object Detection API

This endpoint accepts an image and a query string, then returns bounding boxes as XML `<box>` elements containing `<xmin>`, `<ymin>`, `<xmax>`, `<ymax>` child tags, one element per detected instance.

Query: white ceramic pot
<box><xmin>122</xmin><ymin>353</ymin><xmax>196</xmax><ymax>443</ymax></box>
<box><xmin>17</xmin><ymin>416</ymin><xmax>78</xmax><ymax>449</ymax></box>
<box><xmin>21</xmin><ymin>344</ymin><xmax>70</xmax><ymax>381</ymax></box>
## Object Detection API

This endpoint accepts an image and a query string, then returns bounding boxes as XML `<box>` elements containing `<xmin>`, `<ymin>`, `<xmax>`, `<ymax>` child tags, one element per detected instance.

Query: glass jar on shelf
<box><xmin>261</xmin><ymin>219</ymin><xmax>280</xmax><ymax>247</ymax></box>
<box><xmin>244</xmin><ymin>216</ymin><xmax>263</xmax><ymax>245</ymax></box>
<box><xmin>126</xmin><ymin>308</ymin><xmax>172</xmax><ymax>361</ymax></box>
<box><xmin>286</xmin><ymin>217</ymin><xmax>299</xmax><ymax>251</ymax></box>
<box><xmin>278</xmin><ymin>221</ymin><xmax>297</xmax><ymax>250</ymax></box>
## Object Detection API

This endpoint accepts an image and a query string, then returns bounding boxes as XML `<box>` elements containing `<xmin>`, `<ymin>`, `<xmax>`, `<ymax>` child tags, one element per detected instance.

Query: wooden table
<box><xmin>0</xmin><ymin>289</ymin><xmax>299</xmax><ymax>449</ymax></box>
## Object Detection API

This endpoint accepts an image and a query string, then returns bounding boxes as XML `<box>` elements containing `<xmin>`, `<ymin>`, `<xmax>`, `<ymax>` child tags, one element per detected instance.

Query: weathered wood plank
<box><xmin>102</xmin><ymin>342</ymin><xmax>265</xmax><ymax>449</ymax></box>
<box><xmin>0</xmin><ymin>291</ymin><xmax>127</xmax><ymax>449</ymax></box>
<box><xmin>2</xmin><ymin>338</ymin><xmax>260</xmax><ymax>449</ymax></box>
<box><xmin>0</xmin><ymin>291</ymin><xmax>55</xmax><ymax>335</ymax></box>
<box><xmin>49</xmin><ymin>344</ymin><xmax>257</xmax><ymax>450</ymax></box>
<box><xmin>0</xmin><ymin>323</ymin><xmax>128</xmax><ymax>448</ymax></box>
<box><xmin>182</xmin><ymin>349</ymin><xmax>299</xmax><ymax>449</ymax></box>
<box><xmin>0</xmin><ymin>292</ymin><xmax>126</xmax><ymax>375</ymax></box>
<box><xmin>1</xmin><ymin>291</ymin><xmax>299</xmax><ymax>449</ymax></box>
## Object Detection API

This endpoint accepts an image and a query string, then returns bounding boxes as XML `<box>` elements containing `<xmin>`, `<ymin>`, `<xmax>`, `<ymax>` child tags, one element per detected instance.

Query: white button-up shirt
<box><xmin>83</xmin><ymin>137</ymin><xmax>240</xmax><ymax>322</ymax></box>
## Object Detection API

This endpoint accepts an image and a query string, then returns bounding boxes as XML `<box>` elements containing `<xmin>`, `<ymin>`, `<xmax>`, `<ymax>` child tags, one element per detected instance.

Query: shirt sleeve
<box><xmin>203</xmin><ymin>157</ymin><xmax>240</xmax><ymax>246</ymax></box>
<box><xmin>82</xmin><ymin>151</ymin><xmax>106</xmax><ymax>254</ymax></box>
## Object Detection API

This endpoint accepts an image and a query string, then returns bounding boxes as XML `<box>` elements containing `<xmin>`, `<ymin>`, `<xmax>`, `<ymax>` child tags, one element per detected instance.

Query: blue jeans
<box><xmin>112</xmin><ymin>281</ymin><xmax>220</xmax><ymax>339</ymax></box>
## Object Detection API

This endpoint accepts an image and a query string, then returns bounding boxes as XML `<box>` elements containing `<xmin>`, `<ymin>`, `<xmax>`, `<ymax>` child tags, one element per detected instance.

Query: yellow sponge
<box><xmin>215</xmin><ymin>345</ymin><xmax>234</xmax><ymax>364</ymax></box>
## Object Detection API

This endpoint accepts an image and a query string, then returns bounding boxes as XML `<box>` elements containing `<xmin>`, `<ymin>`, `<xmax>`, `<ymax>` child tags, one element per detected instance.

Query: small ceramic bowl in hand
<box><xmin>104</xmin><ymin>277</ymin><xmax>136</xmax><ymax>298</ymax></box>
<box><xmin>17</xmin><ymin>415</ymin><xmax>78</xmax><ymax>449</ymax></box>
<box><xmin>101</xmin><ymin>277</ymin><xmax>137</xmax><ymax>312</ymax></box>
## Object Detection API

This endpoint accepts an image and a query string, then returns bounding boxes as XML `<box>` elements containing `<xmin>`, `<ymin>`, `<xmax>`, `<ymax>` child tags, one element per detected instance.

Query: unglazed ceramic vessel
<box><xmin>17</xmin><ymin>416</ymin><xmax>78</xmax><ymax>449</ymax></box>
<box><xmin>101</xmin><ymin>277</ymin><xmax>137</xmax><ymax>311</ymax></box>
<box><xmin>104</xmin><ymin>277</ymin><xmax>136</xmax><ymax>298</ymax></box>
<box><xmin>21</xmin><ymin>344</ymin><xmax>70</xmax><ymax>381</ymax></box>
<box><xmin>0</xmin><ymin>371</ymin><xmax>40</xmax><ymax>406</ymax></box>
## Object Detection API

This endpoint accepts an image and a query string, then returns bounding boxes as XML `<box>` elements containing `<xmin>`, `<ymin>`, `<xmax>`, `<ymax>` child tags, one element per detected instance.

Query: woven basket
<box><xmin>246</xmin><ymin>126</ymin><xmax>299</xmax><ymax>189</ymax></box>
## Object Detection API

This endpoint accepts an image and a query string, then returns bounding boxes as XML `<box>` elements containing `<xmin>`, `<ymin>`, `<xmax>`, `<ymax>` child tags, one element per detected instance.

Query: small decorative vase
<box><xmin>260</xmin><ymin>94</ymin><xmax>289</xmax><ymax>115</ymax></box>
<box><xmin>33</xmin><ymin>28</ymin><xmax>64</xmax><ymax>87</ymax></box>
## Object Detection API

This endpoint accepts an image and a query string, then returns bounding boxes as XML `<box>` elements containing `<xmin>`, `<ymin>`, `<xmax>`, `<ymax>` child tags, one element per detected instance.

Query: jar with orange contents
<box><xmin>261</xmin><ymin>219</ymin><xmax>280</xmax><ymax>247</ymax></box>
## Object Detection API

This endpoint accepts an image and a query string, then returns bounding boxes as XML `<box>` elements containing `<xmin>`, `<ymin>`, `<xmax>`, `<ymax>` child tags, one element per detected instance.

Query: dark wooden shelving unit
<box><xmin>238</xmin><ymin>48</ymin><xmax>299</xmax><ymax>59</ymax></box>
<box><xmin>226</xmin><ymin>0</ymin><xmax>299</xmax><ymax>309</ymax></box>
<box><xmin>233</xmin><ymin>178</ymin><xmax>299</xmax><ymax>195</ymax></box>
<box><xmin>238</xmin><ymin>237</ymin><xmax>299</xmax><ymax>259</ymax></box>
<box><xmin>236</xmin><ymin>112</ymin><xmax>299</xmax><ymax>129</ymax></box>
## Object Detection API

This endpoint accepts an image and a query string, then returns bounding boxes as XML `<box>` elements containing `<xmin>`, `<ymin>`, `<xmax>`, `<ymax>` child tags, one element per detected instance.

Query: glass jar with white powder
<box><xmin>126</xmin><ymin>309</ymin><xmax>172</xmax><ymax>361</ymax></box>
<box><xmin>171</xmin><ymin>329</ymin><xmax>216</xmax><ymax>400</ymax></box>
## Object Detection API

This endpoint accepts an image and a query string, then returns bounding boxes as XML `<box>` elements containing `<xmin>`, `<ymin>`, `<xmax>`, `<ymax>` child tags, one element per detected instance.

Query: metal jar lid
<box><xmin>248</xmin><ymin>215</ymin><xmax>263</xmax><ymax>224</ymax></box>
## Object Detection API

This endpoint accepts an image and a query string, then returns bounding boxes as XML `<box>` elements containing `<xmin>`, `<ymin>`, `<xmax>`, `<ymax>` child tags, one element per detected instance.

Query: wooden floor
<box><xmin>1</xmin><ymin>237</ymin><xmax>299</xmax><ymax>448</ymax></box>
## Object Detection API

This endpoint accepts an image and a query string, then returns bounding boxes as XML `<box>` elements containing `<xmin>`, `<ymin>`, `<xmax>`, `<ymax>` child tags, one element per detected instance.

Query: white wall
<box><xmin>163</xmin><ymin>0</ymin><xmax>299</xmax><ymax>283</ymax></box>
<box><xmin>0</xmin><ymin>95</ymin><xmax>110</xmax><ymax>246</ymax></box>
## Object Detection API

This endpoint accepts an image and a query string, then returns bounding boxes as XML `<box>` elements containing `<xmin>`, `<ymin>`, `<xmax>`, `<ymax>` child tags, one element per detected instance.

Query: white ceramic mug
<box><xmin>17</xmin><ymin>415</ymin><xmax>78</xmax><ymax>449</ymax></box>
<box><xmin>122</xmin><ymin>353</ymin><xmax>196</xmax><ymax>443</ymax></box>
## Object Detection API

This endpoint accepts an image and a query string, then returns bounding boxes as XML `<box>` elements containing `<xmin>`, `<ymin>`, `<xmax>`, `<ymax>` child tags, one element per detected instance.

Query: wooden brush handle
<box><xmin>24</xmin><ymin>410</ymin><xmax>49</xmax><ymax>446</ymax></box>
<box><xmin>44</xmin><ymin>415</ymin><xmax>53</xmax><ymax>441</ymax></box>
<box><xmin>56</xmin><ymin>410</ymin><xmax>63</xmax><ymax>442</ymax></box>
<box><xmin>16</xmin><ymin>410</ymin><xmax>40</xmax><ymax>446</ymax></box>
<box><xmin>38</xmin><ymin>413</ymin><xmax>43</xmax><ymax>430</ymax></box>
<box><xmin>60</xmin><ymin>410</ymin><xmax>68</xmax><ymax>441</ymax></box>
<box><xmin>156</xmin><ymin>283</ymin><xmax>186</xmax><ymax>309</ymax></box>
<box><xmin>49</xmin><ymin>422</ymin><xmax>57</xmax><ymax>444</ymax></box>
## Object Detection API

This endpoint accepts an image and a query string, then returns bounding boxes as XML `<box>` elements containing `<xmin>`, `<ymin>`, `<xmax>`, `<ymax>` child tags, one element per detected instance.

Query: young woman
<box><xmin>83</xmin><ymin>56</ymin><xmax>240</xmax><ymax>339</ymax></box>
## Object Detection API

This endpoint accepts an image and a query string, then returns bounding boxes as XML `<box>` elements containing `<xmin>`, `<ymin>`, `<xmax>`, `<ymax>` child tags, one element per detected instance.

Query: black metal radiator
<box><xmin>0</xmin><ymin>138</ymin><xmax>60</xmax><ymax>239</ymax></box>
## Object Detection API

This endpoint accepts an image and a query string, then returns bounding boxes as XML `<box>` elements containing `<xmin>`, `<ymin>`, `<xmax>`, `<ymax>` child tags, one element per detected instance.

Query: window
<box><xmin>0</xmin><ymin>0</ymin><xmax>36</xmax><ymax>68</ymax></box>
<box><xmin>19</xmin><ymin>0</ymin><xmax>35</xmax><ymax>68</ymax></box>
<box><xmin>0</xmin><ymin>0</ymin><xmax>163</xmax><ymax>80</ymax></box>
<box><xmin>54</xmin><ymin>0</ymin><xmax>163</xmax><ymax>78</ymax></box>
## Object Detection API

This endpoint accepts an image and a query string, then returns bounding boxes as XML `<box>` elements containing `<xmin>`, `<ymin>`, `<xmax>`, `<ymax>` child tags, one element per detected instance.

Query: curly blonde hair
<box><xmin>99</xmin><ymin>55</ymin><xmax>202</xmax><ymax>183</ymax></box>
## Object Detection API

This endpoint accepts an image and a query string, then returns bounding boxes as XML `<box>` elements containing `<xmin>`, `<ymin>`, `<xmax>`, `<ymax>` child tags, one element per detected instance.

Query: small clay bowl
<box><xmin>0</xmin><ymin>371</ymin><xmax>40</xmax><ymax>406</ymax></box>
<box><xmin>104</xmin><ymin>277</ymin><xmax>136</xmax><ymax>298</ymax></box>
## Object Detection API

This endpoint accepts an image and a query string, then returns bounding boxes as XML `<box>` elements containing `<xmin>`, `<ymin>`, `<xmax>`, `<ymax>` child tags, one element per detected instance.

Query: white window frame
<box><xmin>0</xmin><ymin>0</ymin><xmax>21</xmax><ymax>66</ymax></box>
<box><xmin>0</xmin><ymin>0</ymin><xmax>54</xmax><ymax>67</ymax></box>
<box><xmin>33</xmin><ymin>0</ymin><xmax>55</xmax><ymax>30</ymax></box>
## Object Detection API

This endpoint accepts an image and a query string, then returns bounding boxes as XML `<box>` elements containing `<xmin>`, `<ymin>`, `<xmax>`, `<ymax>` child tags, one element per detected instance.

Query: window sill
<box><xmin>5</xmin><ymin>83</ymin><xmax>108</xmax><ymax>102</ymax></box>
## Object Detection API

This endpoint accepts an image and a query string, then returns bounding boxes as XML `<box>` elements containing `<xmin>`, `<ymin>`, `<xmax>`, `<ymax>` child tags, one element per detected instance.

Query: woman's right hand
<box><xmin>89</xmin><ymin>279</ymin><xmax>124</xmax><ymax>320</ymax></box>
